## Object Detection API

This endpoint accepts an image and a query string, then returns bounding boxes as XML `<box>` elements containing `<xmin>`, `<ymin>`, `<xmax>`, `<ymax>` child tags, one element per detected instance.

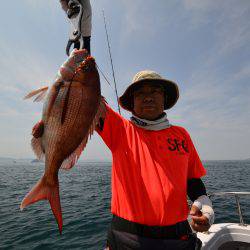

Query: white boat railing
<box><xmin>208</xmin><ymin>192</ymin><xmax>250</xmax><ymax>226</ymax></box>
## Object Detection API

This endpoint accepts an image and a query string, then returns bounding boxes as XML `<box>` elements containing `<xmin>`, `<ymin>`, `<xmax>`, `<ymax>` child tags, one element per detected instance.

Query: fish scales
<box><xmin>44</xmin><ymin>83</ymin><xmax>87</xmax><ymax>166</ymax></box>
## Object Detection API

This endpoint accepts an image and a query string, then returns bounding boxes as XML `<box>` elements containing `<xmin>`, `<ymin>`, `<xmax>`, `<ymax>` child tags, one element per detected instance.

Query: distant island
<box><xmin>31</xmin><ymin>159</ymin><xmax>42</xmax><ymax>163</ymax></box>
<box><xmin>0</xmin><ymin>157</ymin><xmax>18</xmax><ymax>163</ymax></box>
<box><xmin>0</xmin><ymin>157</ymin><xmax>43</xmax><ymax>163</ymax></box>
<box><xmin>0</xmin><ymin>157</ymin><xmax>15</xmax><ymax>161</ymax></box>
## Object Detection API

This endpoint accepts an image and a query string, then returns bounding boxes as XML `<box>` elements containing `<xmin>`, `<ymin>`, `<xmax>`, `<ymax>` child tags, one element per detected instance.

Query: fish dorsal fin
<box><xmin>24</xmin><ymin>86</ymin><xmax>49</xmax><ymax>102</ymax></box>
<box><xmin>33</xmin><ymin>90</ymin><xmax>48</xmax><ymax>102</ymax></box>
<box><xmin>60</xmin><ymin>97</ymin><xmax>107</xmax><ymax>170</ymax></box>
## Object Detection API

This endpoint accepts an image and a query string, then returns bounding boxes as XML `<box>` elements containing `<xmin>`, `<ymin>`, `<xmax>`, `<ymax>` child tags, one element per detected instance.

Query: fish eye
<box><xmin>81</xmin><ymin>65</ymin><xmax>89</xmax><ymax>71</ymax></box>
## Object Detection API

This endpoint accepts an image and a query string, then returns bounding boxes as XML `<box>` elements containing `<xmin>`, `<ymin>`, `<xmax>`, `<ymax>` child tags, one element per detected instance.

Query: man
<box><xmin>58</xmin><ymin>2</ymin><xmax>214</xmax><ymax>248</ymax></box>
<box><xmin>95</xmin><ymin>70</ymin><xmax>214</xmax><ymax>250</ymax></box>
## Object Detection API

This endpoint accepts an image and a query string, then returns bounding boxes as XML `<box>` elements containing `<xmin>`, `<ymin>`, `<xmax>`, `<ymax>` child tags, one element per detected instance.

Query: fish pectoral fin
<box><xmin>46</xmin><ymin>82</ymin><xmax>64</xmax><ymax>119</ymax></box>
<box><xmin>20</xmin><ymin>175</ymin><xmax>63</xmax><ymax>234</ymax></box>
<box><xmin>32</xmin><ymin>120</ymin><xmax>44</xmax><ymax>138</ymax></box>
<box><xmin>24</xmin><ymin>86</ymin><xmax>49</xmax><ymax>102</ymax></box>
<box><xmin>60</xmin><ymin>82</ymin><xmax>72</xmax><ymax>124</ymax></box>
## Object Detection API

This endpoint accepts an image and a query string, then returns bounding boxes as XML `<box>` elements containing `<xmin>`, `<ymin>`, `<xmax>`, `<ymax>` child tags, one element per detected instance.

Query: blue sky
<box><xmin>0</xmin><ymin>0</ymin><xmax>249</xmax><ymax>160</ymax></box>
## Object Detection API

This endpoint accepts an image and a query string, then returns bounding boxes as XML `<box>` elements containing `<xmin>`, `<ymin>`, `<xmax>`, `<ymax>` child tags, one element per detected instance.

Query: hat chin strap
<box><xmin>130</xmin><ymin>113</ymin><xmax>171</xmax><ymax>131</ymax></box>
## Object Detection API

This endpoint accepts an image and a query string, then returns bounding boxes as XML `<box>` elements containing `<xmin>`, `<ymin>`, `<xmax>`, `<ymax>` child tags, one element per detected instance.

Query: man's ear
<box><xmin>130</xmin><ymin>93</ymin><xmax>134</xmax><ymax>110</ymax></box>
<box><xmin>164</xmin><ymin>93</ymin><xmax>168</xmax><ymax>109</ymax></box>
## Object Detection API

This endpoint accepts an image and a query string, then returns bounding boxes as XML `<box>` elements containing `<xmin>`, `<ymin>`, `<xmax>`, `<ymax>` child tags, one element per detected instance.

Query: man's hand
<box><xmin>59</xmin><ymin>0</ymin><xmax>70</xmax><ymax>12</ymax></box>
<box><xmin>189</xmin><ymin>204</ymin><xmax>211</xmax><ymax>232</ymax></box>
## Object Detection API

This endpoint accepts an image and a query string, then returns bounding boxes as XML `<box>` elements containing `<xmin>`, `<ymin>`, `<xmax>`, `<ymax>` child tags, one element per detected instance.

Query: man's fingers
<box><xmin>191</xmin><ymin>222</ymin><xmax>210</xmax><ymax>232</ymax></box>
<box><xmin>191</xmin><ymin>215</ymin><xmax>209</xmax><ymax>225</ymax></box>
<box><xmin>60</xmin><ymin>0</ymin><xmax>69</xmax><ymax>12</ymax></box>
<box><xmin>189</xmin><ymin>205</ymin><xmax>201</xmax><ymax>216</ymax></box>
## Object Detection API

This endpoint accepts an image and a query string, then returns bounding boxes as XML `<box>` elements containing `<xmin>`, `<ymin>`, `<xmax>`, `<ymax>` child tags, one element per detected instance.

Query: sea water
<box><xmin>0</xmin><ymin>159</ymin><xmax>249</xmax><ymax>249</ymax></box>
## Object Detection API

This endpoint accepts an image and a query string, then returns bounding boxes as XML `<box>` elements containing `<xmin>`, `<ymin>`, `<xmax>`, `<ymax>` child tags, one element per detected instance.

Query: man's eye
<box><xmin>134</xmin><ymin>89</ymin><xmax>162</xmax><ymax>97</ymax></box>
<box><xmin>153</xmin><ymin>89</ymin><xmax>162</xmax><ymax>94</ymax></box>
<box><xmin>135</xmin><ymin>92</ymin><xmax>143</xmax><ymax>96</ymax></box>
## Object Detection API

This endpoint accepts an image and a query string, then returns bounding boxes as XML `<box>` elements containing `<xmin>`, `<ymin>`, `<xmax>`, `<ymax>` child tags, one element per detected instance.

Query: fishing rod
<box><xmin>102</xmin><ymin>10</ymin><xmax>121</xmax><ymax>115</ymax></box>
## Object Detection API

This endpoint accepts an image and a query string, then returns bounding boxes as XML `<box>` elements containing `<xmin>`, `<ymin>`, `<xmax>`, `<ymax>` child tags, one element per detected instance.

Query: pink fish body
<box><xmin>20</xmin><ymin>50</ymin><xmax>105</xmax><ymax>234</ymax></box>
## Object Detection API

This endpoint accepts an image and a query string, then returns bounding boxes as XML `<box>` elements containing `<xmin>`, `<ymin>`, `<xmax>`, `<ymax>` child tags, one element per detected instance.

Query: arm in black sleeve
<box><xmin>97</xmin><ymin>117</ymin><xmax>105</xmax><ymax>131</ymax></box>
<box><xmin>187</xmin><ymin>178</ymin><xmax>207</xmax><ymax>202</ymax></box>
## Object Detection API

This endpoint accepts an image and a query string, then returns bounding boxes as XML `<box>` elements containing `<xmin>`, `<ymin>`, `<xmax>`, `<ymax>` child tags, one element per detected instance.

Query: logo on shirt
<box><xmin>167</xmin><ymin>138</ymin><xmax>189</xmax><ymax>154</ymax></box>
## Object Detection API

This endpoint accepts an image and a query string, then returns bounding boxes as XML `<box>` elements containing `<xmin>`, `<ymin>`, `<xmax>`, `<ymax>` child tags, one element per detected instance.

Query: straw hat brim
<box><xmin>119</xmin><ymin>78</ymin><xmax>179</xmax><ymax>112</ymax></box>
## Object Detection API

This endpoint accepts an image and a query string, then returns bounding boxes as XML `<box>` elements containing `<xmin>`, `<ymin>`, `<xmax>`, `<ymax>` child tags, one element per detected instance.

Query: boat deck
<box><xmin>197</xmin><ymin>223</ymin><xmax>250</xmax><ymax>249</ymax></box>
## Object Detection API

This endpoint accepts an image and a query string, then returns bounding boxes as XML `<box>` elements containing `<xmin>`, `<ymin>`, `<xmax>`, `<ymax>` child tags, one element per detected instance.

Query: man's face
<box><xmin>132</xmin><ymin>82</ymin><xmax>165</xmax><ymax>120</ymax></box>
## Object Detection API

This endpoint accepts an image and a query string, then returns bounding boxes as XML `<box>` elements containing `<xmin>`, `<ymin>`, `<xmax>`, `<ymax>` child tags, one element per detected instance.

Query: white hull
<box><xmin>197</xmin><ymin>223</ymin><xmax>250</xmax><ymax>249</ymax></box>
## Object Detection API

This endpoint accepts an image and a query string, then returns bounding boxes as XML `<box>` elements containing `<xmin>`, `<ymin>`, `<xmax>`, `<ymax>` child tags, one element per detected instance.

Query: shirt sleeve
<box><xmin>187</xmin><ymin>178</ymin><xmax>207</xmax><ymax>201</ymax></box>
<box><xmin>186</xmin><ymin>132</ymin><xmax>206</xmax><ymax>179</ymax></box>
<box><xmin>95</xmin><ymin>102</ymin><xmax>127</xmax><ymax>151</ymax></box>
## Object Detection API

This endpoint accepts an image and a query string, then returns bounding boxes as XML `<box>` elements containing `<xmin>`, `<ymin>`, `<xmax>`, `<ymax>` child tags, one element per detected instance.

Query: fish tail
<box><xmin>20</xmin><ymin>175</ymin><xmax>63</xmax><ymax>234</ymax></box>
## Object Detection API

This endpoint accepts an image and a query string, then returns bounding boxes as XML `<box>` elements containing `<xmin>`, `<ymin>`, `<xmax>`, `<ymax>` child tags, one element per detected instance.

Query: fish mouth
<box><xmin>78</xmin><ymin>56</ymin><xmax>96</xmax><ymax>72</ymax></box>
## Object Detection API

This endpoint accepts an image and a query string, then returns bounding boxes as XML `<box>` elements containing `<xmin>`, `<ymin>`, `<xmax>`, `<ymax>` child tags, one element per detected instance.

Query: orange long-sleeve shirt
<box><xmin>96</xmin><ymin>104</ymin><xmax>206</xmax><ymax>226</ymax></box>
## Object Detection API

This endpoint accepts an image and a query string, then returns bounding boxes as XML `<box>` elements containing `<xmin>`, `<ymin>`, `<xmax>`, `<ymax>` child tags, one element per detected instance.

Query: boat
<box><xmin>197</xmin><ymin>192</ymin><xmax>250</xmax><ymax>249</ymax></box>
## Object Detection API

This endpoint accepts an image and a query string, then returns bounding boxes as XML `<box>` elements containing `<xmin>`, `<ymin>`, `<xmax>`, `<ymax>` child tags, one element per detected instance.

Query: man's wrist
<box><xmin>193</xmin><ymin>195</ymin><xmax>215</xmax><ymax>225</ymax></box>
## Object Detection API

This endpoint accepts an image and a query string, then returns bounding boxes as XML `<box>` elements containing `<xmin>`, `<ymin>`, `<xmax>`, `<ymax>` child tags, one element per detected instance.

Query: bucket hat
<box><xmin>119</xmin><ymin>70</ymin><xmax>179</xmax><ymax>111</ymax></box>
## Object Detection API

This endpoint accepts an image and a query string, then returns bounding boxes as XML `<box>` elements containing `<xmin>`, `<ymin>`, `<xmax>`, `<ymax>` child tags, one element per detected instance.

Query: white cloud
<box><xmin>23</xmin><ymin>0</ymin><xmax>58</xmax><ymax>10</ymax></box>
<box><xmin>183</xmin><ymin>1</ymin><xmax>250</xmax><ymax>56</ymax></box>
<box><xmin>119</xmin><ymin>0</ymin><xmax>179</xmax><ymax>39</ymax></box>
<box><xmin>0</xmin><ymin>35</ymin><xmax>57</xmax><ymax>157</ymax></box>
<box><xmin>183</xmin><ymin>0</ymin><xmax>223</xmax><ymax>12</ymax></box>
<box><xmin>1</xmin><ymin>0</ymin><xmax>250</xmax><ymax>160</ymax></box>
<box><xmin>232</xmin><ymin>63</ymin><xmax>250</xmax><ymax>82</ymax></box>
<box><xmin>0</xmin><ymin>36</ymin><xmax>60</xmax><ymax>102</ymax></box>
<box><xmin>0</xmin><ymin>24</ymin><xmax>112</xmax><ymax>159</ymax></box>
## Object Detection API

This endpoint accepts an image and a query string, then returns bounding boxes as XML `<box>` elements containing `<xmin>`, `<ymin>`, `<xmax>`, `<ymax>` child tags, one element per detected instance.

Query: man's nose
<box><xmin>143</xmin><ymin>95</ymin><xmax>154</xmax><ymax>103</ymax></box>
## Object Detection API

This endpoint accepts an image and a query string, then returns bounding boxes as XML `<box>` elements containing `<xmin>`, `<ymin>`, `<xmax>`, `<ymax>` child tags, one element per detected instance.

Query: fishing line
<box><xmin>102</xmin><ymin>9</ymin><xmax>121</xmax><ymax>115</ymax></box>
<box><xmin>96</xmin><ymin>64</ymin><xmax>113</xmax><ymax>88</ymax></box>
